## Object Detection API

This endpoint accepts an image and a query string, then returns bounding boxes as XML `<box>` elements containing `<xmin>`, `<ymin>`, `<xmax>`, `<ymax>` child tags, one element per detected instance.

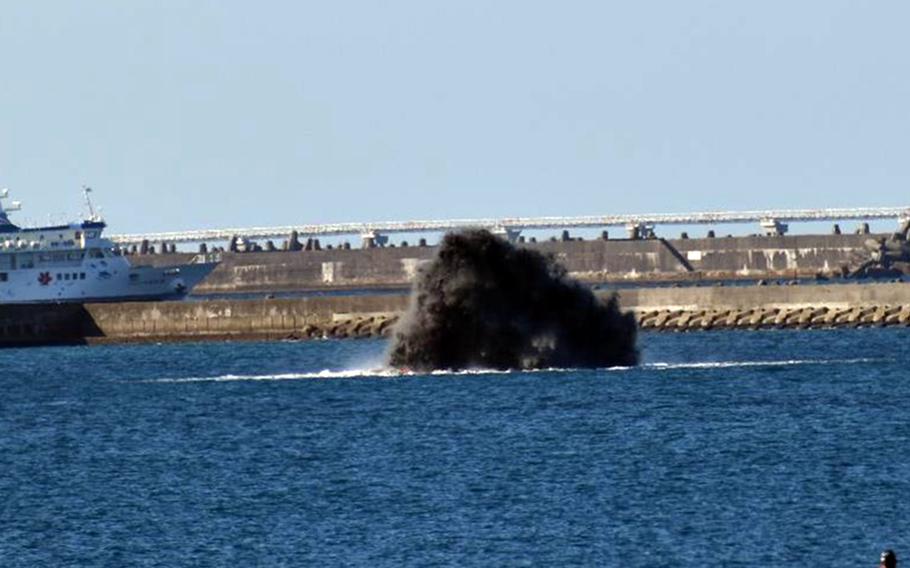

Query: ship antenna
<box><xmin>0</xmin><ymin>188</ymin><xmax>22</xmax><ymax>226</ymax></box>
<box><xmin>82</xmin><ymin>185</ymin><xmax>101</xmax><ymax>222</ymax></box>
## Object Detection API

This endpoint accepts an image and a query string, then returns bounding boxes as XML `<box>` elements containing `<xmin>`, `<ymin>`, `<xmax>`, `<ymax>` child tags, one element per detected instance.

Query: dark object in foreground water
<box><xmin>880</xmin><ymin>549</ymin><xmax>897</xmax><ymax>568</ymax></box>
<box><xmin>388</xmin><ymin>229</ymin><xmax>638</xmax><ymax>371</ymax></box>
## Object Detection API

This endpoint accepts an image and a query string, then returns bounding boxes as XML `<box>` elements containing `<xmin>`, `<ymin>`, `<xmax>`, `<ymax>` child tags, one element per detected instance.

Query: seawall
<box><xmin>623</xmin><ymin>282</ymin><xmax>910</xmax><ymax>331</ymax></box>
<box><xmin>83</xmin><ymin>295</ymin><xmax>408</xmax><ymax>343</ymax></box>
<box><xmin>131</xmin><ymin>233</ymin><xmax>877</xmax><ymax>293</ymax></box>
<box><xmin>617</xmin><ymin>281</ymin><xmax>910</xmax><ymax>311</ymax></box>
<box><xmin>4</xmin><ymin>281</ymin><xmax>909</xmax><ymax>346</ymax></box>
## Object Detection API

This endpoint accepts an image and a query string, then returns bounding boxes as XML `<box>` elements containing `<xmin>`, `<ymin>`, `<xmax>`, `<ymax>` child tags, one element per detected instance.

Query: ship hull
<box><xmin>0</xmin><ymin>261</ymin><xmax>217</xmax><ymax>304</ymax></box>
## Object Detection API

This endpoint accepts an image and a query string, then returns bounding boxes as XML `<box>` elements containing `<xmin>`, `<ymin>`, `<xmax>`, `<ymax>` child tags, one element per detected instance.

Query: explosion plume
<box><xmin>388</xmin><ymin>230</ymin><xmax>639</xmax><ymax>371</ymax></box>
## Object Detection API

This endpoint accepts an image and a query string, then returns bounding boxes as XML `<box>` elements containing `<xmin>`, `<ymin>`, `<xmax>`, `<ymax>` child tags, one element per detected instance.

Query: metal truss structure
<box><xmin>110</xmin><ymin>206</ymin><xmax>910</xmax><ymax>246</ymax></box>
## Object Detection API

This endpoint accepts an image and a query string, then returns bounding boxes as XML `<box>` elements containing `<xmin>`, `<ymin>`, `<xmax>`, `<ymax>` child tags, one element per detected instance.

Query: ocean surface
<box><xmin>2</xmin><ymin>329</ymin><xmax>908</xmax><ymax>566</ymax></box>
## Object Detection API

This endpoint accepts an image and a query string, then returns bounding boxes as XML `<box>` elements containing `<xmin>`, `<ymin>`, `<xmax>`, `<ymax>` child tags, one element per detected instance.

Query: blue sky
<box><xmin>1</xmin><ymin>1</ymin><xmax>908</xmax><ymax>235</ymax></box>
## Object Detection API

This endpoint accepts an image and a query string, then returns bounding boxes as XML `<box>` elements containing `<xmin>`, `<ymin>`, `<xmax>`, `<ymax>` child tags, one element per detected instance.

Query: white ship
<box><xmin>0</xmin><ymin>188</ymin><xmax>217</xmax><ymax>303</ymax></box>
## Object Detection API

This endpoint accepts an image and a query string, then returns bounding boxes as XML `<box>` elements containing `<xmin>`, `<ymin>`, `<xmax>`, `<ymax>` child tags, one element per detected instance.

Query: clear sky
<box><xmin>1</xmin><ymin>1</ymin><xmax>908</xmax><ymax>234</ymax></box>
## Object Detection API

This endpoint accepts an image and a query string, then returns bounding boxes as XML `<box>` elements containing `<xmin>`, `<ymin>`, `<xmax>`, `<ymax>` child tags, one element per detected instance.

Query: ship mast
<box><xmin>82</xmin><ymin>185</ymin><xmax>101</xmax><ymax>222</ymax></box>
<box><xmin>0</xmin><ymin>188</ymin><xmax>22</xmax><ymax>226</ymax></box>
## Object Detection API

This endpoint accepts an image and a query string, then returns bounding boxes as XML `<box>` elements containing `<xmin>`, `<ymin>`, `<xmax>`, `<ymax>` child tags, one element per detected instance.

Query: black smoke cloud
<box><xmin>388</xmin><ymin>230</ymin><xmax>639</xmax><ymax>371</ymax></box>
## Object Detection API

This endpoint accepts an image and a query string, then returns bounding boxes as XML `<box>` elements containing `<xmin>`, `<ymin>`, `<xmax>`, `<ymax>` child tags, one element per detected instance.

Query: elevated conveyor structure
<box><xmin>110</xmin><ymin>206</ymin><xmax>910</xmax><ymax>246</ymax></box>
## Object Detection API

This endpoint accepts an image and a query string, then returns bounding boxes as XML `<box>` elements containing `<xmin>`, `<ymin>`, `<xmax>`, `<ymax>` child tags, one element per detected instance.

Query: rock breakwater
<box><xmin>636</xmin><ymin>305</ymin><xmax>910</xmax><ymax>331</ymax></box>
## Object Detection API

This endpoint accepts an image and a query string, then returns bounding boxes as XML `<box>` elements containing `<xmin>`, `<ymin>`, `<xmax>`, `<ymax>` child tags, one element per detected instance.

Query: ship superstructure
<box><xmin>0</xmin><ymin>188</ymin><xmax>217</xmax><ymax>303</ymax></box>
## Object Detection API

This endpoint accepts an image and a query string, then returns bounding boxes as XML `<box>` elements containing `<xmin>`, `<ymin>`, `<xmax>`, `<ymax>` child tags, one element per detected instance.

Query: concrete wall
<box><xmin>81</xmin><ymin>281</ymin><xmax>910</xmax><ymax>340</ymax></box>
<box><xmin>84</xmin><ymin>295</ymin><xmax>408</xmax><ymax>340</ymax></box>
<box><xmin>669</xmin><ymin>234</ymin><xmax>870</xmax><ymax>275</ymax></box>
<box><xmin>82</xmin><ymin>281</ymin><xmax>910</xmax><ymax>342</ymax></box>
<box><xmin>4</xmin><ymin>281</ymin><xmax>910</xmax><ymax>345</ymax></box>
<box><xmin>130</xmin><ymin>233</ymin><xmax>876</xmax><ymax>294</ymax></box>
<box><xmin>132</xmin><ymin>247</ymin><xmax>436</xmax><ymax>292</ymax></box>
<box><xmin>617</xmin><ymin>282</ymin><xmax>910</xmax><ymax>311</ymax></box>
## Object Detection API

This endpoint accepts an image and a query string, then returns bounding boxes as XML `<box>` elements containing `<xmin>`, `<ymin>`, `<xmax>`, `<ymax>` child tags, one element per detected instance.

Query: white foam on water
<box><xmin>640</xmin><ymin>357</ymin><xmax>884</xmax><ymax>371</ymax></box>
<box><xmin>147</xmin><ymin>369</ymin><xmax>399</xmax><ymax>383</ymax></box>
<box><xmin>145</xmin><ymin>366</ymin><xmax>567</xmax><ymax>384</ymax></box>
<box><xmin>143</xmin><ymin>357</ymin><xmax>886</xmax><ymax>384</ymax></box>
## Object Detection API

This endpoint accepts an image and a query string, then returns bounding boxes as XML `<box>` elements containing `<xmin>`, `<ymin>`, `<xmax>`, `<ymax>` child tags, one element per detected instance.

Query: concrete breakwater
<box><xmin>3</xmin><ymin>281</ymin><xmax>909</xmax><ymax>346</ymax></box>
<box><xmin>0</xmin><ymin>295</ymin><xmax>408</xmax><ymax>346</ymax></box>
<box><xmin>82</xmin><ymin>295</ymin><xmax>409</xmax><ymax>343</ymax></box>
<box><xmin>130</xmin><ymin>233</ymin><xmax>878</xmax><ymax>293</ymax></box>
<box><xmin>625</xmin><ymin>282</ymin><xmax>910</xmax><ymax>330</ymax></box>
<box><xmin>636</xmin><ymin>305</ymin><xmax>910</xmax><ymax>331</ymax></box>
<box><xmin>617</xmin><ymin>281</ymin><xmax>910</xmax><ymax>312</ymax></box>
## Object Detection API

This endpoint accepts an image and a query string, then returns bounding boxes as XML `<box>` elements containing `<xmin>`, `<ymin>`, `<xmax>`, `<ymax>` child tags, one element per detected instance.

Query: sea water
<box><xmin>2</xmin><ymin>329</ymin><xmax>908</xmax><ymax>566</ymax></box>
